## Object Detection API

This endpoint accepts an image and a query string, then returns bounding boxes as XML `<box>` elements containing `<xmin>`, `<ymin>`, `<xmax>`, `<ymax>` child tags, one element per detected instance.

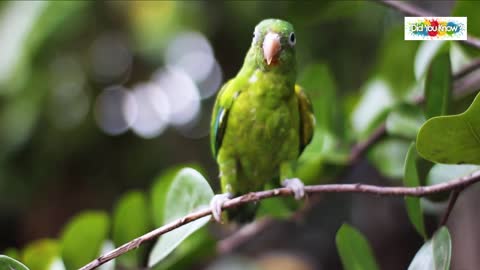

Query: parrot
<box><xmin>209</xmin><ymin>18</ymin><xmax>315</xmax><ymax>223</ymax></box>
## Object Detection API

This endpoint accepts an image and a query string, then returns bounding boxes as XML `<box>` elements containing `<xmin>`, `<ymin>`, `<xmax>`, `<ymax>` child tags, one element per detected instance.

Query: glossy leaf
<box><xmin>424</xmin><ymin>51</ymin><xmax>452</xmax><ymax>119</ymax></box>
<box><xmin>151</xmin><ymin>164</ymin><xmax>204</xmax><ymax>227</ymax></box>
<box><xmin>352</xmin><ymin>78</ymin><xmax>395</xmax><ymax>139</ymax></box>
<box><xmin>336</xmin><ymin>224</ymin><xmax>380</xmax><ymax>270</ymax></box>
<box><xmin>299</xmin><ymin>63</ymin><xmax>337</xmax><ymax>134</ymax></box>
<box><xmin>0</xmin><ymin>255</ymin><xmax>29</xmax><ymax>270</ymax></box>
<box><xmin>112</xmin><ymin>191</ymin><xmax>150</xmax><ymax>267</ymax></box>
<box><xmin>408</xmin><ymin>227</ymin><xmax>451</xmax><ymax>270</ymax></box>
<box><xmin>60</xmin><ymin>211</ymin><xmax>109</xmax><ymax>269</ymax></box>
<box><xmin>151</xmin><ymin>226</ymin><xmax>215</xmax><ymax>270</ymax></box>
<box><xmin>417</xmin><ymin>92</ymin><xmax>480</xmax><ymax>164</ymax></box>
<box><xmin>403</xmin><ymin>143</ymin><xmax>427</xmax><ymax>239</ymax></box>
<box><xmin>368</xmin><ymin>138</ymin><xmax>410</xmax><ymax>179</ymax></box>
<box><xmin>414</xmin><ymin>41</ymin><xmax>447</xmax><ymax>80</ymax></box>
<box><xmin>22</xmin><ymin>239</ymin><xmax>60</xmax><ymax>270</ymax></box>
<box><xmin>148</xmin><ymin>168</ymin><xmax>213</xmax><ymax>267</ymax></box>
<box><xmin>386</xmin><ymin>104</ymin><xmax>425</xmax><ymax>139</ymax></box>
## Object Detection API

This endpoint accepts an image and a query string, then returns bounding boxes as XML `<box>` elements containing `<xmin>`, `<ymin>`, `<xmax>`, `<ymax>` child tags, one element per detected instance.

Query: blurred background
<box><xmin>0</xmin><ymin>1</ymin><xmax>479</xmax><ymax>269</ymax></box>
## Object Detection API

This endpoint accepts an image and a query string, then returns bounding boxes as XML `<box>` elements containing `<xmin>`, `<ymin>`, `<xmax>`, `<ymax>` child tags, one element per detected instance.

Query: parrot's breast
<box><xmin>223</xmin><ymin>74</ymin><xmax>300</xmax><ymax>191</ymax></box>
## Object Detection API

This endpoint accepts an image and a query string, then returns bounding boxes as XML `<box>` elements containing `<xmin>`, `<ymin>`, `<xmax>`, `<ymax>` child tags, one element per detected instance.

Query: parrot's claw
<box><xmin>282</xmin><ymin>178</ymin><xmax>305</xmax><ymax>200</ymax></box>
<box><xmin>210</xmin><ymin>193</ymin><xmax>233</xmax><ymax>223</ymax></box>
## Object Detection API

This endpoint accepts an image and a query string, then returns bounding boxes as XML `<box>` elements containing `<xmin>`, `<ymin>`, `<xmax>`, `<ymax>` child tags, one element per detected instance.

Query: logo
<box><xmin>405</xmin><ymin>17</ymin><xmax>467</xmax><ymax>40</ymax></box>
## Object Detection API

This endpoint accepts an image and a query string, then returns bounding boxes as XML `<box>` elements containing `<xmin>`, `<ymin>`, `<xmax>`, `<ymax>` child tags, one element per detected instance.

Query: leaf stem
<box><xmin>440</xmin><ymin>188</ymin><xmax>463</xmax><ymax>227</ymax></box>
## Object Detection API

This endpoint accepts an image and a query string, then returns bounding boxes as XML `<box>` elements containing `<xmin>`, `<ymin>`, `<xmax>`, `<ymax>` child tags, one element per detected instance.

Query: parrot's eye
<box><xmin>288</xmin><ymin>32</ymin><xmax>296</xmax><ymax>46</ymax></box>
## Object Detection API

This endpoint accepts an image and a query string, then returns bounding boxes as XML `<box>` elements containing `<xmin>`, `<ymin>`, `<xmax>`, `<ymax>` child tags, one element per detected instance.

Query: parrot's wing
<box><xmin>295</xmin><ymin>84</ymin><xmax>315</xmax><ymax>155</ymax></box>
<box><xmin>210</xmin><ymin>80</ymin><xmax>242</xmax><ymax>157</ymax></box>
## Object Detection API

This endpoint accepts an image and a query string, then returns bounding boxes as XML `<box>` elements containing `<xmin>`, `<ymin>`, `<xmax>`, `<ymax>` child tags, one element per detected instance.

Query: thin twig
<box><xmin>440</xmin><ymin>188</ymin><xmax>463</xmax><ymax>226</ymax></box>
<box><xmin>80</xmin><ymin>170</ymin><xmax>480</xmax><ymax>270</ymax></box>
<box><xmin>348</xmin><ymin>124</ymin><xmax>387</xmax><ymax>165</ymax></box>
<box><xmin>380</xmin><ymin>0</ymin><xmax>480</xmax><ymax>50</ymax></box>
<box><xmin>347</xmin><ymin>55</ymin><xmax>480</xmax><ymax>163</ymax></box>
<box><xmin>453</xmin><ymin>58</ymin><xmax>480</xmax><ymax>80</ymax></box>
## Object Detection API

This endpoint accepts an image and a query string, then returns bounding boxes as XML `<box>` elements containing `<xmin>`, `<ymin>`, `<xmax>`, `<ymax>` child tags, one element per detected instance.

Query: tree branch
<box><xmin>80</xmin><ymin>170</ymin><xmax>480</xmax><ymax>270</ymax></box>
<box><xmin>440</xmin><ymin>188</ymin><xmax>463</xmax><ymax>226</ymax></box>
<box><xmin>380</xmin><ymin>0</ymin><xmax>480</xmax><ymax>50</ymax></box>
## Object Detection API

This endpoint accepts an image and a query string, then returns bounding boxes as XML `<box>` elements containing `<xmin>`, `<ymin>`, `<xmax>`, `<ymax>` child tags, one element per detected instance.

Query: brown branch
<box><xmin>440</xmin><ymin>188</ymin><xmax>463</xmax><ymax>226</ymax></box>
<box><xmin>453</xmin><ymin>58</ymin><xmax>480</xmax><ymax>80</ymax></box>
<box><xmin>80</xmin><ymin>170</ymin><xmax>480</xmax><ymax>270</ymax></box>
<box><xmin>346</xmin><ymin>57</ymin><xmax>480</xmax><ymax>164</ymax></box>
<box><xmin>380</xmin><ymin>0</ymin><xmax>480</xmax><ymax>50</ymax></box>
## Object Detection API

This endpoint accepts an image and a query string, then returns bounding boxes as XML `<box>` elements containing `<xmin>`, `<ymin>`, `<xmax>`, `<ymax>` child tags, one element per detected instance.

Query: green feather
<box><xmin>210</xmin><ymin>19</ymin><xmax>315</xmax><ymax>221</ymax></box>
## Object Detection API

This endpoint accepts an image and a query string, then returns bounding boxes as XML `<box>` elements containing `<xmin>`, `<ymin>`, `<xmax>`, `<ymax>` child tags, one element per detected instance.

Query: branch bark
<box><xmin>80</xmin><ymin>170</ymin><xmax>480</xmax><ymax>270</ymax></box>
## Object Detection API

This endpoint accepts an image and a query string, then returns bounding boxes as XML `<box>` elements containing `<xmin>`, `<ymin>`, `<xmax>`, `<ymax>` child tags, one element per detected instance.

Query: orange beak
<box><xmin>262</xmin><ymin>32</ymin><xmax>281</xmax><ymax>65</ymax></box>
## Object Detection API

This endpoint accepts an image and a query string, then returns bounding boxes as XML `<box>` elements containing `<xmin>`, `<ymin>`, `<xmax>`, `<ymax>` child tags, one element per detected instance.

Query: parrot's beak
<box><xmin>262</xmin><ymin>32</ymin><xmax>281</xmax><ymax>65</ymax></box>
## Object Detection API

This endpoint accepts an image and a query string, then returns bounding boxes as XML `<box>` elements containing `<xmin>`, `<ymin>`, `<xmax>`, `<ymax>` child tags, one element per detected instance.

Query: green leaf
<box><xmin>453</xmin><ymin>2</ymin><xmax>480</xmax><ymax>57</ymax></box>
<box><xmin>0</xmin><ymin>255</ymin><xmax>30</xmax><ymax>270</ymax></box>
<box><xmin>424</xmin><ymin>51</ymin><xmax>452</xmax><ymax>119</ymax></box>
<box><xmin>417</xmin><ymin>92</ymin><xmax>480</xmax><ymax>164</ymax></box>
<box><xmin>112</xmin><ymin>191</ymin><xmax>150</xmax><ymax>267</ymax></box>
<box><xmin>403</xmin><ymin>143</ymin><xmax>427</xmax><ymax>239</ymax></box>
<box><xmin>22</xmin><ymin>239</ymin><xmax>61</xmax><ymax>270</ymax></box>
<box><xmin>299</xmin><ymin>63</ymin><xmax>338</xmax><ymax>134</ymax></box>
<box><xmin>151</xmin><ymin>226</ymin><xmax>215</xmax><ymax>270</ymax></box>
<box><xmin>151</xmin><ymin>164</ymin><xmax>204</xmax><ymax>227</ymax></box>
<box><xmin>148</xmin><ymin>168</ymin><xmax>214</xmax><ymax>267</ymax></box>
<box><xmin>408</xmin><ymin>227</ymin><xmax>452</xmax><ymax>270</ymax></box>
<box><xmin>368</xmin><ymin>138</ymin><xmax>410</xmax><ymax>179</ymax></box>
<box><xmin>414</xmin><ymin>41</ymin><xmax>447</xmax><ymax>80</ymax></box>
<box><xmin>351</xmin><ymin>78</ymin><xmax>395</xmax><ymax>139</ymax></box>
<box><xmin>386</xmin><ymin>104</ymin><xmax>425</xmax><ymax>139</ymax></box>
<box><xmin>375</xmin><ymin>26</ymin><xmax>419</xmax><ymax>98</ymax></box>
<box><xmin>335</xmin><ymin>224</ymin><xmax>380</xmax><ymax>270</ymax></box>
<box><xmin>60</xmin><ymin>211</ymin><xmax>109</xmax><ymax>269</ymax></box>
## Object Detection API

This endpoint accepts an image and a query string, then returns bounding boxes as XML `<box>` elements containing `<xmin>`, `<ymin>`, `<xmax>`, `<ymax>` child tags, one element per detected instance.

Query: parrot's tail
<box><xmin>227</xmin><ymin>202</ymin><xmax>259</xmax><ymax>223</ymax></box>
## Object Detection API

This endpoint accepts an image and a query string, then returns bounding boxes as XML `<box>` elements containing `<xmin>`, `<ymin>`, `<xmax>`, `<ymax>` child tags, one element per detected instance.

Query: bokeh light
<box><xmin>165</xmin><ymin>32</ymin><xmax>215</xmax><ymax>83</ymax></box>
<box><xmin>153</xmin><ymin>67</ymin><xmax>201</xmax><ymax>127</ymax></box>
<box><xmin>127</xmin><ymin>83</ymin><xmax>170</xmax><ymax>139</ymax></box>
<box><xmin>94</xmin><ymin>86</ymin><xmax>136</xmax><ymax>135</ymax></box>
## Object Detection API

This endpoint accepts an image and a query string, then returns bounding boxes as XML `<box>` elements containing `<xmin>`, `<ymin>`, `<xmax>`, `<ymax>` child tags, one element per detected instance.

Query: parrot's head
<box><xmin>250</xmin><ymin>19</ymin><xmax>296</xmax><ymax>71</ymax></box>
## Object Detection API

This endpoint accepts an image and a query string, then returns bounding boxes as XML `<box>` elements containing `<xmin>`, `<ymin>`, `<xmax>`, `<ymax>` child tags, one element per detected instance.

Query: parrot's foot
<box><xmin>282</xmin><ymin>178</ymin><xmax>305</xmax><ymax>200</ymax></box>
<box><xmin>210</xmin><ymin>193</ymin><xmax>233</xmax><ymax>223</ymax></box>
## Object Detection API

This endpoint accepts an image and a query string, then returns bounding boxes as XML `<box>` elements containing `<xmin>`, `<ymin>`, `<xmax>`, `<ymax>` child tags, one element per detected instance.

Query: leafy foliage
<box><xmin>336</xmin><ymin>224</ymin><xmax>380</xmax><ymax>270</ymax></box>
<box><xmin>417</xmin><ymin>92</ymin><xmax>480</xmax><ymax>164</ymax></box>
<box><xmin>1</xmin><ymin>1</ymin><xmax>480</xmax><ymax>269</ymax></box>
<box><xmin>60</xmin><ymin>212</ymin><xmax>109</xmax><ymax>269</ymax></box>
<box><xmin>148</xmin><ymin>168</ymin><xmax>213</xmax><ymax>267</ymax></box>
<box><xmin>408</xmin><ymin>227</ymin><xmax>452</xmax><ymax>270</ymax></box>
<box><xmin>403</xmin><ymin>143</ymin><xmax>427</xmax><ymax>239</ymax></box>
<box><xmin>0</xmin><ymin>255</ymin><xmax>30</xmax><ymax>270</ymax></box>
<box><xmin>112</xmin><ymin>191</ymin><xmax>150</xmax><ymax>267</ymax></box>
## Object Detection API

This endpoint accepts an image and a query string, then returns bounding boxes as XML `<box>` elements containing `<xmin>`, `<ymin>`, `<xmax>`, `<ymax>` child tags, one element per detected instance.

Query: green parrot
<box><xmin>210</xmin><ymin>18</ymin><xmax>315</xmax><ymax>222</ymax></box>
